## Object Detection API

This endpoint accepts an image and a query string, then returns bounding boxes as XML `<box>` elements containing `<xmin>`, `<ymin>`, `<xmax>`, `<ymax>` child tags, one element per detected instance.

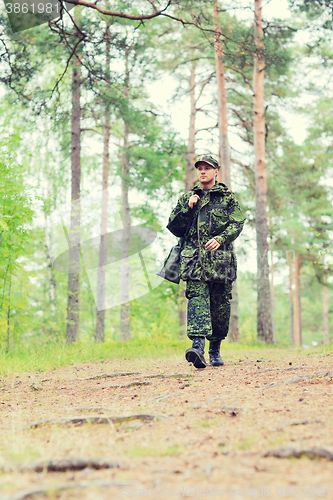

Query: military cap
<box><xmin>194</xmin><ymin>154</ymin><xmax>220</xmax><ymax>170</ymax></box>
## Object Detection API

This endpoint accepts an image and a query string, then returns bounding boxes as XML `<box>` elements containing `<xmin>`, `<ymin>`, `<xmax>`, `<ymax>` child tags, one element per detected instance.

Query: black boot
<box><xmin>185</xmin><ymin>337</ymin><xmax>207</xmax><ymax>369</ymax></box>
<box><xmin>209</xmin><ymin>340</ymin><xmax>224</xmax><ymax>367</ymax></box>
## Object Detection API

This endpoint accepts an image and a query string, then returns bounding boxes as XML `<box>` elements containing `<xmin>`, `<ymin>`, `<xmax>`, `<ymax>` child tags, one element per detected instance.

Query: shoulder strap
<box><xmin>184</xmin><ymin>204</ymin><xmax>198</xmax><ymax>238</ymax></box>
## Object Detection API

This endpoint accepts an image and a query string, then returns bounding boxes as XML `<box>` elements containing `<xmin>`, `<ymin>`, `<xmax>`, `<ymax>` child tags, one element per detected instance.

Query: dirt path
<box><xmin>0</xmin><ymin>349</ymin><xmax>333</xmax><ymax>499</ymax></box>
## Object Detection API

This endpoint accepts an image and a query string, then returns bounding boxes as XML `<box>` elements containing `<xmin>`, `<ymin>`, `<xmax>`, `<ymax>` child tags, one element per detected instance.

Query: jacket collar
<box><xmin>192</xmin><ymin>181</ymin><xmax>230</xmax><ymax>194</ymax></box>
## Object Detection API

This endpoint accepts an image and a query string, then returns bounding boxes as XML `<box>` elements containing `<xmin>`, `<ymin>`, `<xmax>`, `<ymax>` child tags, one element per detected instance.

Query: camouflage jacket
<box><xmin>167</xmin><ymin>181</ymin><xmax>245</xmax><ymax>282</ymax></box>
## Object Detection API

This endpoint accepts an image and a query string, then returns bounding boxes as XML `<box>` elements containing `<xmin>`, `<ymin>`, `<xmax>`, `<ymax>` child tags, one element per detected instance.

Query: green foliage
<box><xmin>290</xmin><ymin>0</ymin><xmax>333</xmax><ymax>26</ymax></box>
<box><xmin>129</xmin><ymin>282</ymin><xmax>181</xmax><ymax>340</ymax></box>
<box><xmin>0</xmin><ymin>138</ymin><xmax>34</xmax><ymax>346</ymax></box>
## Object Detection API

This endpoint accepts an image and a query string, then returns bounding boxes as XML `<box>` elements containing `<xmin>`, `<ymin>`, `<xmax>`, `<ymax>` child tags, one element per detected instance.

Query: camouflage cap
<box><xmin>194</xmin><ymin>154</ymin><xmax>220</xmax><ymax>170</ymax></box>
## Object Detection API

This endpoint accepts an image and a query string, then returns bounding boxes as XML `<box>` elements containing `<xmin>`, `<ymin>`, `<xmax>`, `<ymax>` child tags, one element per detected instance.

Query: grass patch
<box><xmin>268</xmin><ymin>435</ymin><xmax>287</xmax><ymax>447</ymax></box>
<box><xmin>194</xmin><ymin>418</ymin><xmax>220</xmax><ymax>428</ymax></box>
<box><xmin>0</xmin><ymin>338</ymin><xmax>331</xmax><ymax>376</ymax></box>
<box><xmin>0</xmin><ymin>338</ymin><xmax>189</xmax><ymax>376</ymax></box>
<box><xmin>234</xmin><ymin>437</ymin><xmax>256</xmax><ymax>450</ymax></box>
<box><xmin>2</xmin><ymin>444</ymin><xmax>41</xmax><ymax>463</ymax></box>
<box><xmin>126</xmin><ymin>444</ymin><xmax>181</xmax><ymax>457</ymax></box>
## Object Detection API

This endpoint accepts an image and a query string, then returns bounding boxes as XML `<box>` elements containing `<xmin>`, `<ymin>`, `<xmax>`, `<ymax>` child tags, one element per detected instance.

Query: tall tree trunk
<box><xmin>45</xmin><ymin>243</ymin><xmax>57</xmax><ymax>314</ymax></box>
<box><xmin>270</xmin><ymin>238</ymin><xmax>275</xmax><ymax>341</ymax></box>
<box><xmin>293</xmin><ymin>254</ymin><xmax>302</xmax><ymax>346</ymax></box>
<box><xmin>66</xmin><ymin>9</ymin><xmax>81</xmax><ymax>343</ymax></box>
<box><xmin>229</xmin><ymin>281</ymin><xmax>239</xmax><ymax>342</ymax></box>
<box><xmin>179</xmin><ymin>59</ymin><xmax>198</xmax><ymax>334</ymax></box>
<box><xmin>186</xmin><ymin>59</ymin><xmax>197</xmax><ymax>192</ymax></box>
<box><xmin>177</xmin><ymin>285</ymin><xmax>187</xmax><ymax>337</ymax></box>
<box><xmin>44</xmin><ymin>121</ymin><xmax>57</xmax><ymax>316</ymax></box>
<box><xmin>323</xmin><ymin>282</ymin><xmax>329</xmax><ymax>345</ymax></box>
<box><xmin>253</xmin><ymin>0</ymin><xmax>273</xmax><ymax>343</ymax></box>
<box><xmin>213</xmin><ymin>0</ymin><xmax>239</xmax><ymax>341</ymax></box>
<box><xmin>95</xmin><ymin>25</ymin><xmax>111</xmax><ymax>343</ymax></box>
<box><xmin>288</xmin><ymin>252</ymin><xmax>294</xmax><ymax>344</ymax></box>
<box><xmin>120</xmin><ymin>50</ymin><xmax>131</xmax><ymax>342</ymax></box>
<box><xmin>213</xmin><ymin>0</ymin><xmax>230</xmax><ymax>187</ymax></box>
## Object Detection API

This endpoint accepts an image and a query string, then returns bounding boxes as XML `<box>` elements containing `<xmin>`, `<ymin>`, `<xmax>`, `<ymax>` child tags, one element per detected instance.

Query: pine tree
<box><xmin>66</xmin><ymin>7</ymin><xmax>83</xmax><ymax>343</ymax></box>
<box><xmin>253</xmin><ymin>0</ymin><xmax>273</xmax><ymax>343</ymax></box>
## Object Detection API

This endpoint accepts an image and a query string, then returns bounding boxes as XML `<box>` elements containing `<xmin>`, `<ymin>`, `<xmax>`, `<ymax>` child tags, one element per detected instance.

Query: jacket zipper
<box><xmin>197</xmin><ymin>205</ymin><xmax>203</xmax><ymax>270</ymax></box>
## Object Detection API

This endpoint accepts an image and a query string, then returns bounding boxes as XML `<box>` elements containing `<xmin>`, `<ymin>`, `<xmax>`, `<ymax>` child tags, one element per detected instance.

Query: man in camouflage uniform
<box><xmin>167</xmin><ymin>155</ymin><xmax>245</xmax><ymax>369</ymax></box>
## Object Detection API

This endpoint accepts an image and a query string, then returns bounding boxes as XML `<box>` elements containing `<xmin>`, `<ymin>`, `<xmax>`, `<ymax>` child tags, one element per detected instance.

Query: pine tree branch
<box><xmin>81</xmin><ymin>128</ymin><xmax>103</xmax><ymax>135</ymax></box>
<box><xmin>194</xmin><ymin>73</ymin><xmax>215</xmax><ymax>105</ymax></box>
<box><xmin>231</xmin><ymin>158</ymin><xmax>255</xmax><ymax>192</ymax></box>
<box><xmin>0</xmin><ymin>37</ymin><xmax>32</xmax><ymax>102</ymax></box>
<box><xmin>224</xmin><ymin>66</ymin><xmax>253</xmax><ymax>91</ymax></box>
<box><xmin>162</xmin><ymin>13</ymin><xmax>232</xmax><ymax>40</ymax></box>
<box><xmin>194</xmin><ymin>124</ymin><xmax>218</xmax><ymax>136</ymax></box>
<box><xmin>64</xmin><ymin>0</ymin><xmax>172</xmax><ymax>20</ymax></box>
<box><xmin>146</xmin><ymin>0</ymin><xmax>159</xmax><ymax>13</ymax></box>
<box><xmin>230</xmin><ymin>108</ymin><xmax>252</xmax><ymax>130</ymax></box>
<box><xmin>230</xmin><ymin>108</ymin><xmax>253</xmax><ymax>145</ymax></box>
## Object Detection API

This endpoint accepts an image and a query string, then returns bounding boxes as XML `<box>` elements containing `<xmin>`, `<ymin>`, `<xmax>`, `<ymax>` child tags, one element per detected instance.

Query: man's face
<box><xmin>197</xmin><ymin>162</ymin><xmax>218</xmax><ymax>185</ymax></box>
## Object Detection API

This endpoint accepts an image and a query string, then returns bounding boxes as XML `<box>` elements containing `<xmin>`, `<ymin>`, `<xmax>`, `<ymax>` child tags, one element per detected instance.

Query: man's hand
<box><xmin>205</xmin><ymin>238</ymin><xmax>220</xmax><ymax>251</ymax></box>
<box><xmin>188</xmin><ymin>194</ymin><xmax>200</xmax><ymax>209</ymax></box>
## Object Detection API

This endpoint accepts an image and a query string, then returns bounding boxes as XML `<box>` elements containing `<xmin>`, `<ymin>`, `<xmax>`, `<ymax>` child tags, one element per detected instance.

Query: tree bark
<box><xmin>323</xmin><ymin>283</ymin><xmax>329</xmax><ymax>345</ymax></box>
<box><xmin>177</xmin><ymin>284</ymin><xmax>187</xmax><ymax>338</ymax></box>
<box><xmin>179</xmin><ymin>59</ymin><xmax>198</xmax><ymax>334</ymax></box>
<box><xmin>95</xmin><ymin>25</ymin><xmax>111</xmax><ymax>343</ymax></box>
<box><xmin>45</xmin><ymin>242</ymin><xmax>57</xmax><ymax>314</ymax></box>
<box><xmin>229</xmin><ymin>280</ymin><xmax>239</xmax><ymax>342</ymax></box>
<box><xmin>44</xmin><ymin>123</ymin><xmax>57</xmax><ymax>316</ymax></box>
<box><xmin>213</xmin><ymin>0</ymin><xmax>239</xmax><ymax>341</ymax></box>
<box><xmin>66</xmin><ymin>9</ymin><xmax>81</xmax><ymax>343</ymax></box>
<box><xmin>270</xmin><ymin>238</ymin><xmax>275</xmax><ymax>341</ymax></box>
<box><xmin>288</xmin><ymin>252</ymin><xmax>294</xmax><ymax>345</ymax></box>
<box><xmin>213</xmin><ymin>0</ymin><xmax>230</xmax><ymax>187</ymax></box>
<box><xmin>253</xmin><ymin>0</ymin><xmax>273</xmax><ymax>343</ymax></box>
<box><xmin>293</xmin><ymin>254</ymin><xmax>302</xmax><ymax>346</ymax></box>
<box><xmin>120</xmin><ymin>50</ymin><xmax>131</xmax><ymax>342</ymax></box>
<box><xmin>186</xmin><ymin>59</ymin><xmax>197</xmax><ymax>192</ymax></box>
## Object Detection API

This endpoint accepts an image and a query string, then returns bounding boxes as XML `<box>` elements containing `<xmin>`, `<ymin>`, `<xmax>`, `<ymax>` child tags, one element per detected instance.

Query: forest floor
<box><xmin>0</xmin><ymin>347</ymin><xmax>333</xmax><ymax>500</ymax></box>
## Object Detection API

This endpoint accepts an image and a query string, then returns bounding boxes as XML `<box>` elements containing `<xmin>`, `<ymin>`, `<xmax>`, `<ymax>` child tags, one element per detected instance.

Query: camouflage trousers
<box><xmin>185</xmin><ymin>280</ymin><xmax>232</xmax><ymax>342</ymax></box>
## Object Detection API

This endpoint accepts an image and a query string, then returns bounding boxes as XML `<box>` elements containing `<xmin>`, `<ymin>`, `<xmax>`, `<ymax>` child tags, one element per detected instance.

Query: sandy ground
<box><xmin>0</xmin><ymin>349</ymin><xmax>333</xmax><ymax>500</ymax></box>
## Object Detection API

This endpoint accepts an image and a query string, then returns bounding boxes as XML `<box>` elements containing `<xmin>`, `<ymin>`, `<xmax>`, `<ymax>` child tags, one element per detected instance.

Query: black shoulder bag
<box><xmin>156</xmin><ymin>205</ymin><xmax>198</xmax><ymax>284</ymax></box>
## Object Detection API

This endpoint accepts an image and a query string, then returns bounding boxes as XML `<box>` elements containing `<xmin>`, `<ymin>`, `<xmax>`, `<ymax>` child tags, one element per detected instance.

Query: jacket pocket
<box><xmin>202</xmin><ymin>247</ymin><xmax>233</xmax><ymax>281</ymax></box>
<box><xmin>209</xmin><ymin>208</ymin><xmax>229</xmax><ymax>235</ymax></box>
<box><xmin>180</xmin><ymin>247</ymin><xmax>201</xmax><ymax>281</ymax></box>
